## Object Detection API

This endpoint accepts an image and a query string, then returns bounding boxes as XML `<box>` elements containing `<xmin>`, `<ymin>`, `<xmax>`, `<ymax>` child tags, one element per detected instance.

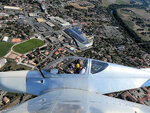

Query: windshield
<box><xmin>91</xmin><ymin>60</ymin><xmax>108</xmax><ymax>74</ymax></box>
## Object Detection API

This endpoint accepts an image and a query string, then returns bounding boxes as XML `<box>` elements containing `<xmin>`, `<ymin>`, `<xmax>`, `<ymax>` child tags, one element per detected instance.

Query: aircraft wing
<box><xmin>2</xmin><ymin>89</ymin><xmax>150</xmax><ymax>113</ymax></box>
<box><xmin>140</xmin><ymin>68</ymin><xmax>150</xmax><ymax>72</ymax></box>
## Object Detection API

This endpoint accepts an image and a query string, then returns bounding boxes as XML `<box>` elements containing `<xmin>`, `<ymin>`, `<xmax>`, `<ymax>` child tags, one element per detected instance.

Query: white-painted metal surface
<box><xmin>2</xmin><ymin>89</ymin><xmax>150</xmax><ymax>113</ymax></box>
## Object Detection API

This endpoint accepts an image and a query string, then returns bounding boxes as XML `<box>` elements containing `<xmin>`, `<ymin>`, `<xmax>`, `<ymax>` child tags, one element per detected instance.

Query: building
<box><xmin>3</xmin><ymin>97</ymin><xmax>10</xmax><ymax>104</ymax></box>
<box><xmin>42</xmin><ymin>32</ymin><xmax>51</xmax><ymax>37</ymax></box>
<box><xmin>36</xmin><ymin>18</ymin><xmax>45</xmax><ymax>23</ymax></box>
<box><xmin>117</xmin><ymin>45</ymin><xmax>125</xmax><ymax>51</ymax></box>
<box><xmin>0</xmin><ymin>59</ymin><xmax>7</xmax><ymax>69</ymax></box>
<box><xmin>48</xmin><ymin>37</ymin><xmax>58</xmax><ymax>44</ymax></box>
<box><xmin>11</xmin><ymin>38</ymin><xmax>21</xmax><ymax>43</ymax></box>
<box><xmin>4</xmin><ymin>6</ymin><xmax>22</xmax><ymax>10</ymax></box>
<box><xmin>0</xmin><ymin>13</ymin><xmax>9</xmax><ymax>17</ymax></box>
<box><xmin>46</xmin><ymin>21</ymin><xmax>55</xmax><ymax>27</ymax></box>
<box><xmin>38</xmin><ymin>0</ymin><xmax>45</xmax><ymax>3</ymax></box>
<box><xmin>64</xmin><ymin>27</ymin><xmax>93</xmax><ymax>50</ymax></box>
<box><xmin>50</xmin><ymin>17</ymin><xmax>70</xmax><ymax>27</ymax></box>
<box><xmin>2</xmin><ymin>36</ymin><xmax>8</xmax><ymax>42</ymax></box>
<box><xmin>19</xmin><ymin>15</ymin><xmax>24</xmax><ymax>19</ymax></box>
<box><xmin>28</xmin><ymin>13</ymin><xmax>37</xmax><ymax>17</ymax></box>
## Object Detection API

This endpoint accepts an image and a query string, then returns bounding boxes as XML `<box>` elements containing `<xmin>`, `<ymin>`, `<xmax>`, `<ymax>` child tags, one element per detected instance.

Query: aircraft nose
<box><xmin>0</xmin><ymin>71</ymin><xmax>29</xmax><ymax>93</ymax></box>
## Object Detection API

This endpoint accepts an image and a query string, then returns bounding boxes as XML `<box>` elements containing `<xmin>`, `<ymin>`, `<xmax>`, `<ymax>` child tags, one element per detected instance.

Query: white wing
<box><xmin>2</xmin><ymin>89</ymin><xmax>150</xmax><ymax>113</ymax></box>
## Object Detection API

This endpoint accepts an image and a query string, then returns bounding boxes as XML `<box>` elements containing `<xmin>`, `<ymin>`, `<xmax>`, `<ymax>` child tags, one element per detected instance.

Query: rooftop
<box><xmin>4</xmin><ymin>6</ymin><xmax>22</xmax><ymax>10</ymax></box>
<box><xmin>65</xmin><ymin>27</ymin><xmax>89</xmax><ymax>44</ymax></box>
<box><xmin>0</xmin><ymin>58</ymin><xmax>7</xmax><ymax>68</ymax></box>
<box><xmin>2</xmin><ymin>36</ymin><xmax>9</xmax><ymax>42</ymax></box>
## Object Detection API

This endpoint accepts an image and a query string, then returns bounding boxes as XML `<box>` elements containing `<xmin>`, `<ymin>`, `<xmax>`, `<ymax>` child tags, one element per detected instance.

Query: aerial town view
<box><xmin>0</xmin><ymin>0</ymin><xmax>150</xmax><ymax>112</ymax></box>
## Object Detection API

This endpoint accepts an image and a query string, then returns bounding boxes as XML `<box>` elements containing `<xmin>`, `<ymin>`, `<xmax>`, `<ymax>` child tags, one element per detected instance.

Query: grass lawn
<box><xmin>13</xmin><ymin>39</ymin><xmax>44</xmax><ymax>54</ymax></box>
<box><xmin>0</xmin><ymin>42</ymin><xmax>13</xmax><ymax>57</ymax></box>
<box><xmin>123</xmin><ymin>20</ymin><xmax>134</xmax><ymax>29</ymax></box>
<box><xmin>0</xmin><ymin>58</ymin><xmax>31</xmax><ymax>71</ymax></box>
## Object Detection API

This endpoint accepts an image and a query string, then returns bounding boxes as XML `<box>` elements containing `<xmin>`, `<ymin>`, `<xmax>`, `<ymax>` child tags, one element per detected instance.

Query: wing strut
<box><xmin>39</xmin><ymin>69</ymin><xmax>45</xmax><ymax>78</ymax></box>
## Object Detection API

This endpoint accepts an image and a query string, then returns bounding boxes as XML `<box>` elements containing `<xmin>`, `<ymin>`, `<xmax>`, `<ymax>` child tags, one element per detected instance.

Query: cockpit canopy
<box><xmin>43</xmin><ymin>57</ymin><xmax>108</xmax><ymax>76</ymax></box>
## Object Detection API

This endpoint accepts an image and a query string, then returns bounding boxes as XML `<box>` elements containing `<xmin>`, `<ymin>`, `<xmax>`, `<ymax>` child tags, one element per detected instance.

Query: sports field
<box><xmin>13</xmin><ymin>39</ymin><xmax>44</xmax><ymax>54</ymax></box>
<box><xmin>0</xmin><ymin>42</ymin><xmax>13</xmax><ymax>57</ymax></box>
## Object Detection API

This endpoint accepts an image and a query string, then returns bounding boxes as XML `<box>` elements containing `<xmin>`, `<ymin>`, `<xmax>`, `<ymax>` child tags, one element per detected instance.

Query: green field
<box><xmin>0</xmin><ymin>42</ymin><xmax>13</xmax><ymax>57</ymax></box>
<box><xmin>123</xmin><ymin>20</ymin><xmax>134</xmax><ymax>29</ymax></box>
<box><xmin>13</xmin><ymin>39</ymin><xmax>44</xmax><ymax>54</ymax></box>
